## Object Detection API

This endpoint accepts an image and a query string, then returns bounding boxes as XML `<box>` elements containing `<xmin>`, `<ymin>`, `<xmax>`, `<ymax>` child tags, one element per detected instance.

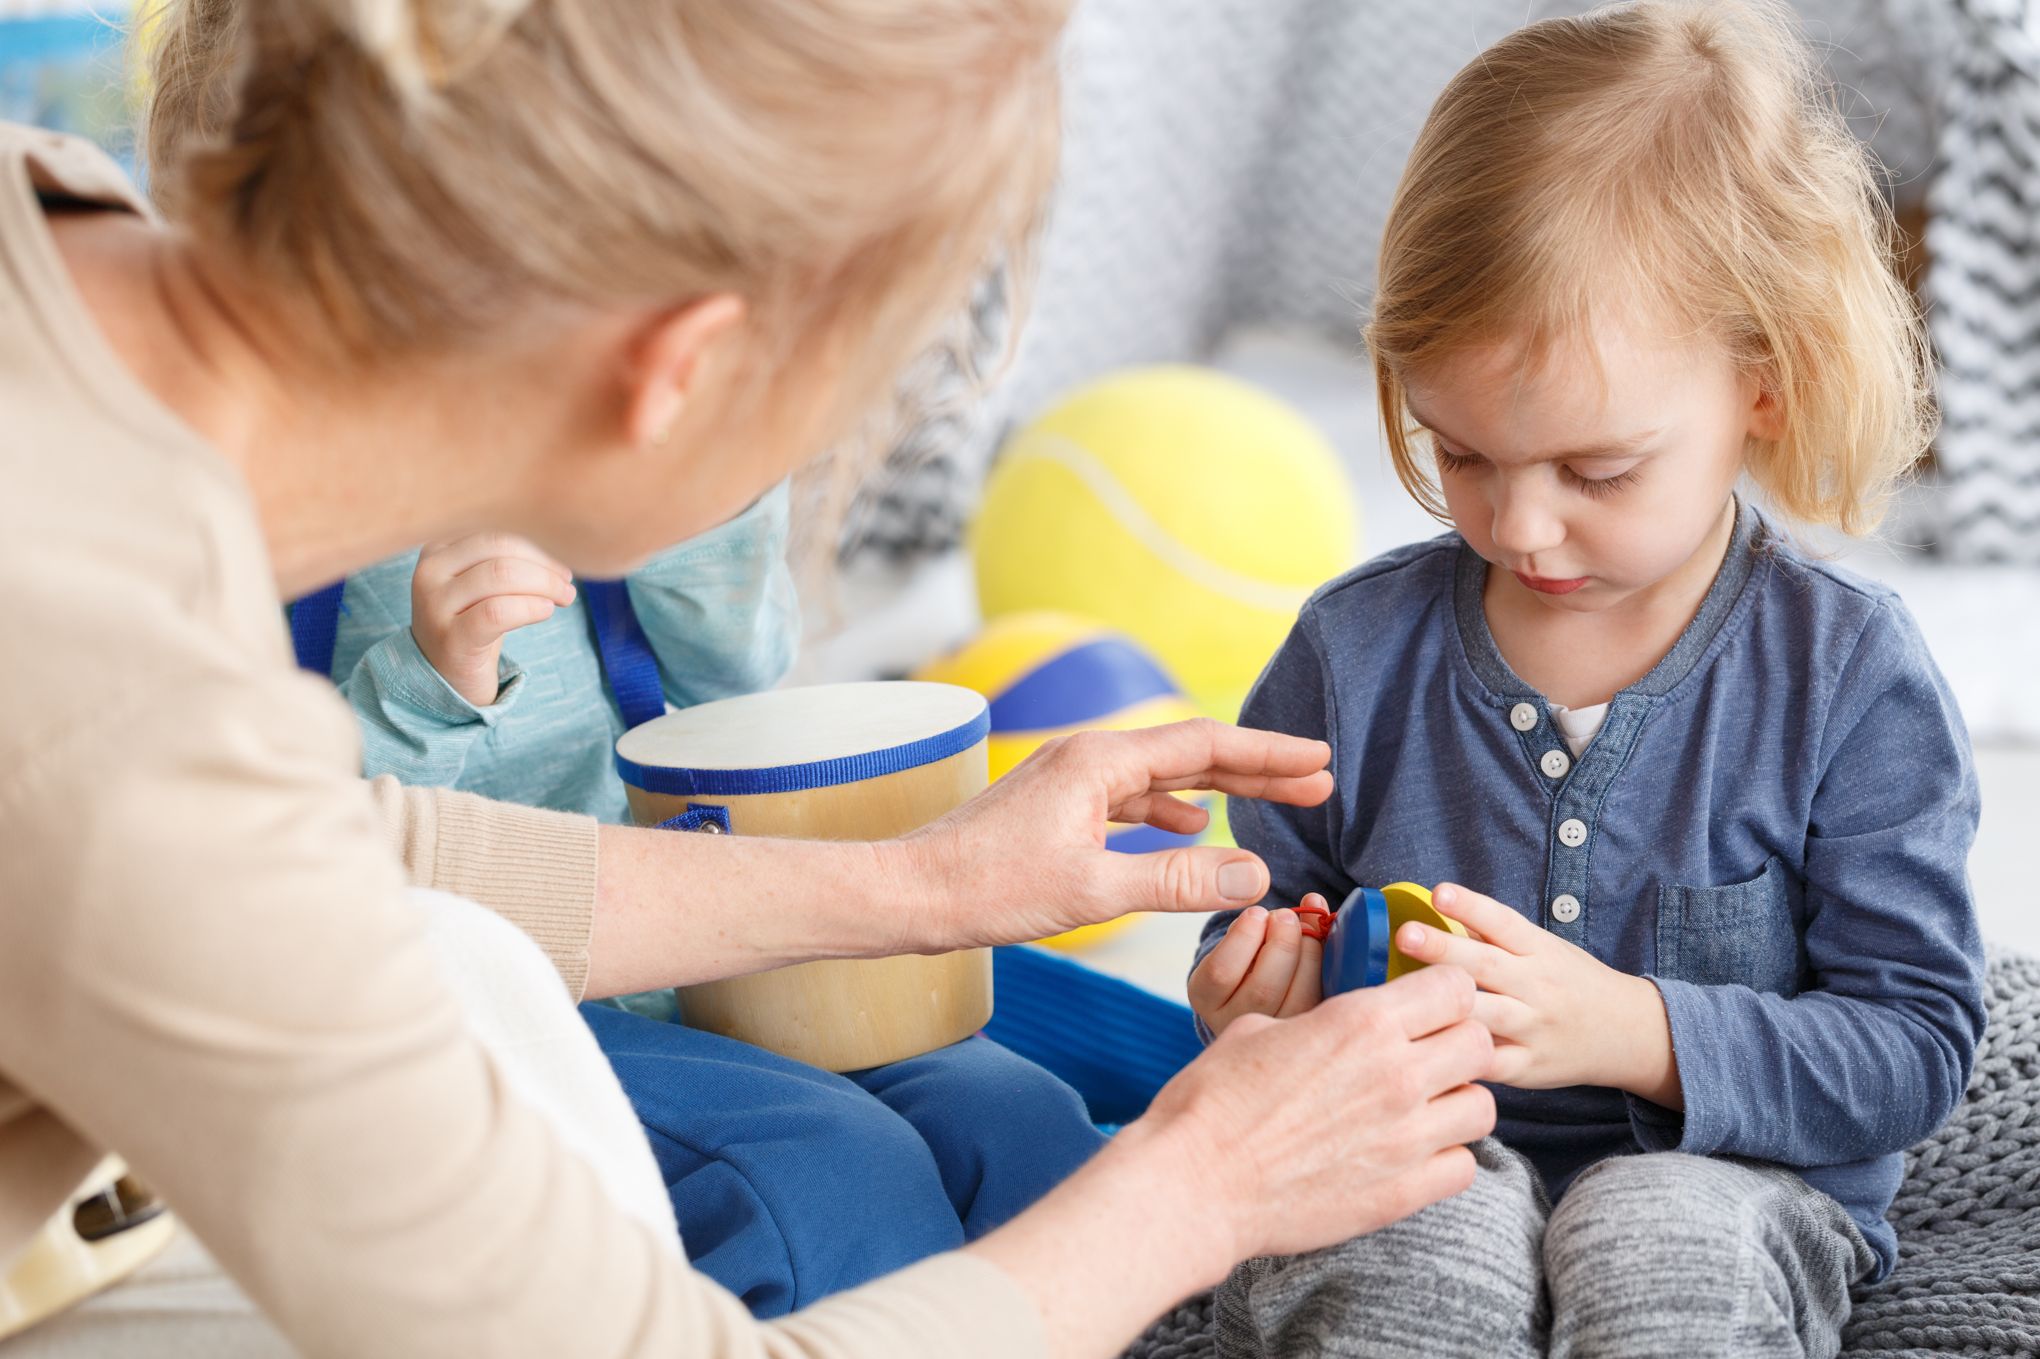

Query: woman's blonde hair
<box><xmin>139</xmin><ymin>0</ymin><xmax>1066</xmax><ymax>438</ymax></box>
<box><xmin>1365</xmin><ymin>0</ymin><xmax>1933</xmax><ymax>537</ymax></box>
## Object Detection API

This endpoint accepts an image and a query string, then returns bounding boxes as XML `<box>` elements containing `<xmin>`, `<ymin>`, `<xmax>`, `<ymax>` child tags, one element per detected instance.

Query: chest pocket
<box><xmin>1655</xmin><ymin>856</ymin><xmax>1804</xmax><ymax>996</ymax></box>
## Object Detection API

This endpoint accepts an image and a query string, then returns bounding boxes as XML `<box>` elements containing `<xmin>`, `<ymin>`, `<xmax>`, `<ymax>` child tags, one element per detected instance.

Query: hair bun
<box><xmin>323</xmin><ymin>0</ymin><xmax>533</xmax><ymax>95</ymax></box>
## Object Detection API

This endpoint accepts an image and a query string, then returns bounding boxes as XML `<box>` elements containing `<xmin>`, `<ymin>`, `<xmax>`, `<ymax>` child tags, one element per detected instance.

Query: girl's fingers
<box><xmin>1276</xmin><ymin>935</ymin><xmax>1324</xmax><ymax>1017</ymax></box>
<box><xmin>440</xmin><ymin>556</ymin><xmax>577</xmax><ymax>618</ymax></box>
<box><xmin>1227</xmin><ymin>910</ymin><xmax>1304</xmax><ymax>1018</ymax></box>
<box><xmin>1396</xmin><ymin>922</ymin><xmax>1515</xmax><ymax>990</ymax></box>
<box><xmin>1429</xmin><ymin>884</ymin><xmax>1540</xmax><ymax>955</ymax></box>
<box><xmin>1189</xmin><ymin>907</ymin><xmax>1269</xmax><ymax>1009</ymax></box>
<box><xmin>449</xmin><ymin>593</ymin><xmax>559</xmax><ymax>649</ymax></box>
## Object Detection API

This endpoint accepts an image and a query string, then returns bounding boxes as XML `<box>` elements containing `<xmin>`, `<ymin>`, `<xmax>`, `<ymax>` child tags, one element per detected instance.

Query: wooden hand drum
<box><xmin>615</xmin><ymin>681</ymin><xmax>993</xmax><ymax>1072</ymax></box>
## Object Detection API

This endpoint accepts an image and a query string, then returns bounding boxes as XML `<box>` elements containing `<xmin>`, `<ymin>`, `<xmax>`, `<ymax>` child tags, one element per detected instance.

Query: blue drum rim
<box><xmin>616</xmin><ymin>707</ymin><xmax>991</xmax><ymax>798</ymax></box>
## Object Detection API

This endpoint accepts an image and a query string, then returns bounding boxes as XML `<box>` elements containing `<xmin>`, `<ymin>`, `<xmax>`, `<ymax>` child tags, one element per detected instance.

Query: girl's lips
<box><xmin>1513</xmin><ymin>571</ymin><xmax>1589</xmax><ymax>596</ymax></box>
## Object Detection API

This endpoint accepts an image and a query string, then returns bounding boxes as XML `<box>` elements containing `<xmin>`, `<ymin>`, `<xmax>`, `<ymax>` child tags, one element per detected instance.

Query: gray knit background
<box><xmin>1122</xmin><ymin>949</ymin><xmax>2040</xmax><ymax>1359</ymax></box>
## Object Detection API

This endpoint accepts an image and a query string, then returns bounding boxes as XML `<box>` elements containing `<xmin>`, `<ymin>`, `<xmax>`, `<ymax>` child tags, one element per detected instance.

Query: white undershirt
<box><xmin>1546</xmin><ymin>701</ymin><xmax>1610</xmax><ymax>758</ymax></box>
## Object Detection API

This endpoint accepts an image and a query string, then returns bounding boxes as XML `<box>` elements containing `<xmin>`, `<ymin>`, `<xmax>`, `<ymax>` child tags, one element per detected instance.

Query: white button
<box><xmin>1551</xmin><ymin>894</ymin><xmax>1582</xmax><ymax>923</ymax></box>
<box><xmin>1540</xmin><ymin>749</ymin><xmax>1571</xmax><ymax>778</ymax></box>
<box><xmin>1558</xmin><ymin>818</ymin><xmax>1587</xmax><ymax>847</ymax></box>
<box><xmin>1510</xmin><ymin>702</ymin><xmax>1539</xmax><ymax>731</ymax></box>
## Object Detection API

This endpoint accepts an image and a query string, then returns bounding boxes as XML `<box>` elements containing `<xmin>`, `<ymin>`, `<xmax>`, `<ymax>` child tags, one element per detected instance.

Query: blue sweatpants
<box><xmin>581</xmin><ymin>1004</ymin><xmax>1106</xmax><ymax>1318</ymax></box>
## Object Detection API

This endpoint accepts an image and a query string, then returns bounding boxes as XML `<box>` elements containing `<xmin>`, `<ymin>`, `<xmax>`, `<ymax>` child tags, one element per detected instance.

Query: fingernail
<box><xmin>1401</xmin><ymin>924</ymin><xmax>1428</xmax><ymax>949</ymax></box>
<box><xmin>1435</xmin><ymin>884</ymin><xmax>1455</xmax><ymax>906</ymax></box>
<box><xmin>1218</xmin><ymin>862</ymin><xmax>1261</xmax><ymax>901</ymax></box>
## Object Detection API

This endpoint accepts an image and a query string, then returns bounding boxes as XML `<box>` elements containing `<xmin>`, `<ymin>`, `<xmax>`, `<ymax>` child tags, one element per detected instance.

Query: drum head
<box><xmin>616</xmin><ymin>681</ymin><xmax>989</xmax><ymax>797</ymax></box>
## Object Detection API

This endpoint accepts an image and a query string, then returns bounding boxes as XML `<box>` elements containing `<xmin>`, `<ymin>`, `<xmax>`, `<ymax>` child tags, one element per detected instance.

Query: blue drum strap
<box><xmin>581</xmin><ymin>578</ymin><xmax>667</xmax><ymax>731</ymax></box>
<box><xmin>286</xmin><ymin>575</ymin><xmax>663</xmax><ymax>734</ymax></box>
<box><xmin>287</xmin><ymin>582</ymin><xmax>347</xmax><ymax>676</ymax></box>
<box><xmin>656</xmin><ymin>804</ymin><xmax>732</xmax><ymax>834</ymax></box>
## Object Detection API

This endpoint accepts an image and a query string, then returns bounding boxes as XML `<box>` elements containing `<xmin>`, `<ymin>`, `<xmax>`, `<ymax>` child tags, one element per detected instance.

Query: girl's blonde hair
<box><xmin>1365</xmin><ymin>0</ymin><xmax>1934</xmax><ymax>537</ymax></box>
<box><xmin>139</xmin><ymin>0</ymin><xmax>1066</xmax><ymax>438</ymax></box>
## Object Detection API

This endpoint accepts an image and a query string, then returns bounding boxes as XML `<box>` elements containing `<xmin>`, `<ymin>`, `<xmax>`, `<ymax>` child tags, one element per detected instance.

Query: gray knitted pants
<box><xmin>1214</xmin><ymin>1140</ymin><xmax>1876</xmax><ymax>1359</ymax></box>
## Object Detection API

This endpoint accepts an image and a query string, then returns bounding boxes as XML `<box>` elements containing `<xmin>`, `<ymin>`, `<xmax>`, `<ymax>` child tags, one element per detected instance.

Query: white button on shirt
<box><xmin>1559</xmin><ymin>818</ymin><xmax>1588</xmax><ymax>847</ymax></box>
<box><xmin>1510</xmin><ymin>702</ymin><xmax>1539</xmax><ymax>732</ymax></box>
<box><xmin>1540</xmin><ymin>749</ymin><xmax>1571</xmax><ymax>779</ymax></box>
<box><xmin>1551</xmin><ymin>894</ymin><xmax>1582</xmax><ymax>923</ymax></box>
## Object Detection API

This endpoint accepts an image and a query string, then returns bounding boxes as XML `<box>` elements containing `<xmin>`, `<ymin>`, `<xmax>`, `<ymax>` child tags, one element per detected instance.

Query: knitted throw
<box><xmin>1123</xmin><ymin>949</ymin><xmax>2040</xmax><ymax>1358</ymax></box>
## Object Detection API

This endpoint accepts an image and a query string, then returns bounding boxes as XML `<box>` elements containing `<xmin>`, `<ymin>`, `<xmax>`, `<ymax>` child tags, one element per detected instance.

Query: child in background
<box><xmin>311</xmin><ymin>491</ymin><xmax>1105</xmax><ymax>1318</ymax></box>
<box><xmin>328</xmin><ymin>485</ymin><xmax>798</xmax><ymax>833</ymax></box>
<box><xmin>1189</xmin><ymin>4</ymin><xmax>1984</xmax><ymax>1356</ymax></box>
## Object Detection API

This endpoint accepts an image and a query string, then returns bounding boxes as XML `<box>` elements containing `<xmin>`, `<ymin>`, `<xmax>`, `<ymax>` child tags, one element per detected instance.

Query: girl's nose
<box><xmin>1489</xmin><ymin>485</ymin><xmax>1566</xmax><ymax>561</ymax></box>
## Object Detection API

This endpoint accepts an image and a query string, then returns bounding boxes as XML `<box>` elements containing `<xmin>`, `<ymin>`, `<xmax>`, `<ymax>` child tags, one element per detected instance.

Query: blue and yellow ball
<box><xmin>916</xmin><ymin>611</ymin><xmax>1207</xmax><ymax>949</ymax></box>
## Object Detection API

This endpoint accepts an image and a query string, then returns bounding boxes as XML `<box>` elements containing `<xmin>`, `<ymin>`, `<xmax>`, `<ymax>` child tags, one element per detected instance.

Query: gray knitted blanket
<box><xmin>1125</xmin><ymin>950</ymin><xmax>2040</xmax><ymax>1358</ymax></box>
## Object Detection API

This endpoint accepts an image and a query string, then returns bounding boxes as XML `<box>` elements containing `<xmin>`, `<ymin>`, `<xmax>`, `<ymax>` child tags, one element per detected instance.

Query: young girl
<box><xmin>294</xmin><ymin>504</ymin><xmax>1105</xmax><ymax>1318</ymax></box>
<box><xmin>1189</xmin><ymin>4</ymin><xmax>1985</xmax><ymax>1356</ymax></box>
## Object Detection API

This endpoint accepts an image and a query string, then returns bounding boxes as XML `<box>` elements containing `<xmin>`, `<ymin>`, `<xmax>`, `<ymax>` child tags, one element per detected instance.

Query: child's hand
<box><xmin>1395</xmin><ymin>883</ymin><xmax>1682</xmax><ymax>1108</ymax></box>
<box><xmin>410</xmin><ymin>534</ymin><xmax>577</xmax><ymax>706</ymax></box>
<box><xmin>1188</xmin><ymin>897</ymin><xmax>1327</xmax><ymax>1038</ymax></box>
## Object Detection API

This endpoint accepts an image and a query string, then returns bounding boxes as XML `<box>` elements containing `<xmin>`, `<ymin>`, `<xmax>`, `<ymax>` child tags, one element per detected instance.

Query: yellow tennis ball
<box><xmin>972</xmin><ymin>366</ymin><xmax>1359</xmax><ymax>718</ymax></box>
<box><xmin>916</xmin><ymin>611</ymin><xmax>1208</xmax><ymax>950</ymax></box>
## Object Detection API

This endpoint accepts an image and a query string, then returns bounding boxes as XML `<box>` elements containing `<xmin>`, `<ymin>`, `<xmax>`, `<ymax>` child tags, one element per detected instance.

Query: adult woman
<box><xmin>0</xmin><ymin>2</ymin><xmax>1495</xmax><ymax>1355</ymax></box>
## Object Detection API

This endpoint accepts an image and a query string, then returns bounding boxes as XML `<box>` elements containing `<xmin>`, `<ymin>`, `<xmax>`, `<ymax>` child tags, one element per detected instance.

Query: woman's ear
<box><xmin>625</xmin><ymin>293</ymin><xmax>748</xmax><ymax>449</ymax></box>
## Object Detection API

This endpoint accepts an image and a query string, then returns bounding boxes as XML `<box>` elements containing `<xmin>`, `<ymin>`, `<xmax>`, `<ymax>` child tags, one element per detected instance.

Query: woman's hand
<box><xmin>1187</xmin><ymin>899</ymin><xmax>1327</xmax><ymax>1037</ymax></box>
<box><xmin>968</xmin><ymin>965</ymin><xmax>1496</xmax><ymax>1355</ymax></box>
<box><xmin>1397</xmin><ymin>883</ymin><xmax>1683</xmax><ymax>1107</ymax></box>
<box><xmin>896</xmin><ymin>719</ymin><xmax>1334</xmax><ymax>950</ymax></box>
<box><xmin>410</xmin><ymin>533</ymin><xmax>577</xmax><ymax>706</ymax></box>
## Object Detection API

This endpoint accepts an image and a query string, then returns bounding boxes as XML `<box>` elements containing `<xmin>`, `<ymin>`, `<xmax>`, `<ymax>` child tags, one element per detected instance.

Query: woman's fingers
<box><xmin>1469</xmin><ymin>992</ymin><xmax>1533</xmax><ymax>1042</ymax></box>
<box><xmin>1429</xmin><ymin>884</ymin><xmax>1540</xmax><ymax>954</ymax></box>
<box><xmin>1105</xmin><ymin>845</ymin><xmax>1271</xmax><ymax>915</ymax></box>
<box><xmin>1120</xmin><ymin>792</ymin><xmax>1212</xmax><ymax>836</ymax></box>
<box><xmin>1405</xmin><ymin>1016</ymin><xmax>1499</xmax><ymax>1096</ymax></box>
<box><xmin>1415</xmin><ymin>1082</ymin><xmax>1499</xmax><ymax>1152</ymax></box>
<box><xmin>1145</xmin><ymin>767</ymin><xmax>1336</xmax><ymax>806</ymax></box>
<box><xmin>1075</xmin><ymin>721</ymin><xmax>1332</xmax><ymax>814</ymax></box>
<box><xmin>1188</xmin><ymin>908</ymin><xmax>1269</xmax><ymax>1012</ymax></box>
<box><xmin>1358</xmin><ymin>962</ymin><xmax>1479</xmax><ymax>1041</ymax></box>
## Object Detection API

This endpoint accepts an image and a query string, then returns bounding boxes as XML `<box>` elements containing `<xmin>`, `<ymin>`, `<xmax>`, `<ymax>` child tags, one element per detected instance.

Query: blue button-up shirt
<box><xmin>1202</xmin><ymin>498</ymin><xmax>1985</xmax><ymax>1279</ymax></box>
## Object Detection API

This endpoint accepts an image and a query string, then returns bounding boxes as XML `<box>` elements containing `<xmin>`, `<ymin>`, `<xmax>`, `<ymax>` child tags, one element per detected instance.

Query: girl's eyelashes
<box><xmin>1565</xmin><ymin>465</ymin><xmax>1643</xmax><ymax>498</ymax></box>
<box><xmin>1433</xmin><ymin>434</ymin><xmax>1642</xmax><ymax>498</ymax></box>
<box><xmin>1434</xmin><ymin>444</ymin><xmax>1483</xmax><ymax>474</ymax></box>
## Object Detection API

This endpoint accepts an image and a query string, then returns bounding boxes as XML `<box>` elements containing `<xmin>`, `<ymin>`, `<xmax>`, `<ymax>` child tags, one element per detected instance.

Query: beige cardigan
<box><xmin>0</xmin><ymin>123</ymin><xmax>1044</xmax><ymax>1358</ymax></box>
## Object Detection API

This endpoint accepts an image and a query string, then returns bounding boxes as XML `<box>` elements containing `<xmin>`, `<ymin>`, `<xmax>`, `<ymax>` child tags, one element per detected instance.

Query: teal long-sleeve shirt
<box><xmin>324</xmin><ymin>483</ymin><xmax>799</xmax><ymax>828</ymax></box>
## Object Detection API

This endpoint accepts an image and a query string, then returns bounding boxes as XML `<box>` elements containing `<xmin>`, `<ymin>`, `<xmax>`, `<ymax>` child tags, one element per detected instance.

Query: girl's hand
<box><xmin>410</xmin><ymin>534</ymin><xmax>577</xmax><ymax>706</ymax></box>
<box><xmin>1396</xmin><ymin>883</ymin><xmax>1683</xmax><ymax>1107</ymax></box>
<box><xmin>1188</xmin><ymin>898</ymin><xmax>1327</xmax><ymax>1038</ymax></box>
<box><xmin>896</xmin><ymin>719</ymin><xmax>1334</xmax><ymax>950</ymax></box>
